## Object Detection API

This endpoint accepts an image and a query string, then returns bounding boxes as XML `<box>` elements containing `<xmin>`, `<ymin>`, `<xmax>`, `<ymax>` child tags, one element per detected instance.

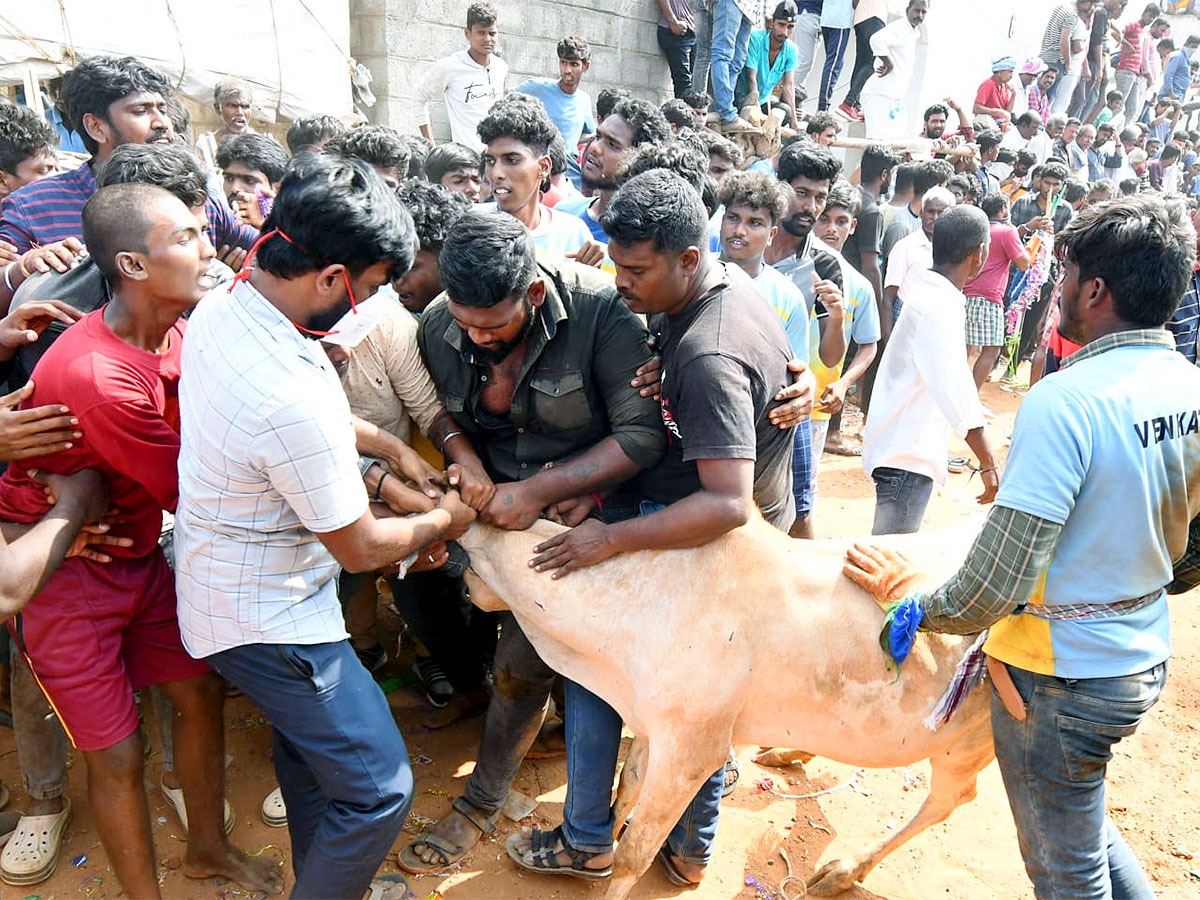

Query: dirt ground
<box><xmin>8</xmin><ymin>381</ymin><xmax>1200</xmax><ymax>900</ymax></box>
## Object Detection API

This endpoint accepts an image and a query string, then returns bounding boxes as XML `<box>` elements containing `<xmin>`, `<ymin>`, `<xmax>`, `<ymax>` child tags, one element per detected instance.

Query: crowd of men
<box><xmin>0</xmin><ymin>1</ymin><xmax>1196</xmax><ymax>899</ymax></box>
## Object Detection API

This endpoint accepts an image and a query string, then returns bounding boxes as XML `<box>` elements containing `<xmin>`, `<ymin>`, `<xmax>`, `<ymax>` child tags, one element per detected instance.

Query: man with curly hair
<box><xmin>0</xmin><ymin>56</ymin><xmax>257</xmax><ymax>260</ymax></box>
<box><xmin>722</xmin><ymin>168</ymin><xmax>848</xmax><ymax>537</ymax></box>
<box><xmin>805</xmin><ymin>110</ymin><xmax>841</xmax><ymax>146</ymax></box>
<box><xmin>0</xmin><ymin>104</ymin><xmax>58</xmax><ymax>201</ymax></box>
<box><xmin>325</xmin><ymin>125</ymin><xmax>411</xmax><ymax>190</ymax></box>
<box><xmin>392</xmin><ymin>180</ymin><xmax>473</xmax><ymax>315</ymax></box>
<box><xmin>559</xmin><ymin>97</ymin><xmax>671</xmax><ymax>243</ymax></box>
<box><xmin>718</xmin><ymin>171</ymin><xmax>810</xmax><ymax>366</ymax></box>
<box><xmin>477</xmin><ymin>95</ymin><xmax>598</xmax><ymax>264</ymax></box>
<box><xmin>285</xmin><ymin>114</ymin><xmax>346</xmax><ymax>155</ymax></box>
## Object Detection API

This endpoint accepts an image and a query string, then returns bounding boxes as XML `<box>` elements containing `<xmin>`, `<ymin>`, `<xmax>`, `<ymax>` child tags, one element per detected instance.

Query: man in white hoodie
<box><xmin>410</xmin><ymin>3</ymin><xmax>508</xmax><ymax>150</ymax></box>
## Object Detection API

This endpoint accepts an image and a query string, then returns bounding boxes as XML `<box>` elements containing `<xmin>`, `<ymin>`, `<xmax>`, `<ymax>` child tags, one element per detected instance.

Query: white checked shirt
<box><xmin>174</xmin><ymin>279</ymin><xmax>368</xmax><ymax>658</ymax></box>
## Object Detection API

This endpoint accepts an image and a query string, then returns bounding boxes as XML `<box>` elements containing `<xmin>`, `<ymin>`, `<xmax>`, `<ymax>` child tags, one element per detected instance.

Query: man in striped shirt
<box><xmin>0</xmin><ymin>56</ymin><xmax>256</xmax><ymax>261</ymax></box>
<box><xmin>1039</xmin><ymin>1</ymin><xmax>1096</xmax><ymax>105</ymax></box>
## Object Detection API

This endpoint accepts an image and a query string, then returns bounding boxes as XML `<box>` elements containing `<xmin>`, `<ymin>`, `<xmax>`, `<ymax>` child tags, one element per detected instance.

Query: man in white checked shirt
<box><xmin>174</xmin><ymin>154</ymin><xmax>475</xmax><ymax>900</ymax></box>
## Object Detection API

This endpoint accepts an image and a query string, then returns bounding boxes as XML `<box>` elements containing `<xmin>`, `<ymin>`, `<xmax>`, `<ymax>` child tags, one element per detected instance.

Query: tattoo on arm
<box><xmin>561</xmin><ymin>460</ymin><xmax>600</xmax><ymax>487</ymax></box>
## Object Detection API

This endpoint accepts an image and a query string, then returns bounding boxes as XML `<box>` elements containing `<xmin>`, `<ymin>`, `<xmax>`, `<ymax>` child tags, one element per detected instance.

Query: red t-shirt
<box><xmin>1048</xmin><ymin>329</ymin><xmax>1083</xmax><ymax>360</ymax></box>
<box><xmin>0</xmin><ymin>307</ymin><xmax>184</xmax><ymax>557</ymax></box>
<box><xmin>974</xmin><ymin>78</ymin><xmax>1015</xmax><ymax>121</ymax></box>
<box><xmin>1117</xmin><ymin>21</ymin><xmax>1144</xmax><ymax>72</ymax></box>
<box><xmin>964</xmin><ymin>222</ymin><xmax>1026</xmax><ymax>304</ymax></box>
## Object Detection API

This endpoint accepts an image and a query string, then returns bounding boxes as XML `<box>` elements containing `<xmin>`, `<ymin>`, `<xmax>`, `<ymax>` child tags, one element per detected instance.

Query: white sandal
<box><xmin>260</xmin><ymin>787</ymin><xmax>287</xmax><ymax>827</ymax></box>
<box><xmin>0</xmin><ymin>797</ymin><xmax>71</xmax><ymax>886</ymax></box>
<box><xmin>160</xmin><ymin>779</ymin><xmax>235</xmax><ymax>836</ymax></box>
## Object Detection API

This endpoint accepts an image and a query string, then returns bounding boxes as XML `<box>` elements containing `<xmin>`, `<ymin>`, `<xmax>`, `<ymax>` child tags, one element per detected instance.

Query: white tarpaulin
<box><xmin>0</xmin><ymin>0</ymin><xmax>353</xmax><ymax>123</ymax></box>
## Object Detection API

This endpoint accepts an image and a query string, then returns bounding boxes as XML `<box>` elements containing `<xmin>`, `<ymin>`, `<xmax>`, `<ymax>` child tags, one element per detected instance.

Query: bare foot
<box><xmin>526</xmin><ymin>719</ymin><xmax>566</xmax><ymax>759</ymax></box>
<box><xmin>399</xmin><ymin>808</ymin><xmax>484</xmax><ymax>871</ymax></box>
<box><xmin>422</xmin><ymin>687</ymin><xmax>489</xmax><ymax>730</ymax></box>
<box><xmin>25</xmin><ymin>795</ymin><xmax>64</xmax><ymax>817</ymax></box>
<box><xmin>668</xmin><ymin>853</ymin><xmax>706</xmax><ymax>885</ymax></box>
<box><xmin>185</xmin><ymin>844</ymin><xmax>285</xmax><ymax>895</ymax></box>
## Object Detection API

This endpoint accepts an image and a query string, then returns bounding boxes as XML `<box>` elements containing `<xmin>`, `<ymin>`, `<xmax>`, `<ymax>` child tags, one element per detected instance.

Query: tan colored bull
<box><xmin>458</xmin><ymin>513</ymin><xmax>994</xmax><ymax>899</ymax></box>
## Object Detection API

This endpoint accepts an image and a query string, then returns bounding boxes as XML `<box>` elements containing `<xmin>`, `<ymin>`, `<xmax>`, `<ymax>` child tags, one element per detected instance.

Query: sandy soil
<box><xmin>8</xmin><ymin>382</ymin><xmax>1200</xmax><ymax>900</ymax></box>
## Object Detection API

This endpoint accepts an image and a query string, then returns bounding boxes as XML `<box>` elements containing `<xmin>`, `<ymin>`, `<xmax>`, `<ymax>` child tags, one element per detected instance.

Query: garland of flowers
<box><xmin>1002</xmin><ymin>183</ymin><xmax>1066</xmax><ymax>377</ymax></box>
<box><xmin>1005</xmin><ymin>231</ymin><xmax>1054</xmax><ymax>337</ymax></box>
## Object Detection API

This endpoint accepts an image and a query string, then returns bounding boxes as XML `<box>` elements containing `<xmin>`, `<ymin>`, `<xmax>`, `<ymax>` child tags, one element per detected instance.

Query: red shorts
<box><xmin>13</xmin><ymin>550</ymin><xmax>210</xmax><ymax>752</ymax></box>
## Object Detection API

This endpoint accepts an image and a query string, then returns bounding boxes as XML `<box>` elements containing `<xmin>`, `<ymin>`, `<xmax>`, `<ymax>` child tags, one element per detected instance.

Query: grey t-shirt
<box><xmin>639</xmin><ymin>263</ymin><xmax>796</xmax><ymax>530</ymax></box>
<box><xmin>882</xmin><ymin>203</ymin><xmax>921</xmax><ymax>263</ymax></box>
<box><xmin>659</xmin><ymin>0</ymin><xmax>695</xmax><ymax>30</ymax></box>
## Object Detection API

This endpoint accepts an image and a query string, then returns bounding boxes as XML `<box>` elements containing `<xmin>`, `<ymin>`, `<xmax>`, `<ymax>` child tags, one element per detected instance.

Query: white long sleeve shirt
<box><xmin>410</xmin><ymin>50</ymin><xmax>508</xmax><ymax>150</ymax></box>
<box><xmin>861</xmin><ymin>15</ymin><xmax>922</xmax><ymax>103</ymax></box>
<box><xmin>864</xmin><ymin>269</ymin><xmax>985</xmax><ymax>484</ymax></box>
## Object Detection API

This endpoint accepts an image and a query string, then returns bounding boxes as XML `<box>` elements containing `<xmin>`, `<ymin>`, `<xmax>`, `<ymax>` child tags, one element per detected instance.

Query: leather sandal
<box><xmin>506</xmin><ymin>825</ymin><xmax>612</xmax><ymax>881</ymax></box>
<box><xmin>397</xmin><ymin>798</ymin><xmax>495</xmax><ymax>874</ymax></box>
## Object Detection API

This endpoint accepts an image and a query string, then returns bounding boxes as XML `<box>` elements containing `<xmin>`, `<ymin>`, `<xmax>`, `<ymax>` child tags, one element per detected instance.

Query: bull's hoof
<box><xmin>805</xmin><ymin>859</ymin><xmax>861</xmax><ymax>896</ymax></box>
<box><xmin>753</xmin><ymin>748</ymin><xmax>816</xmax><ymax>768</ymax></box>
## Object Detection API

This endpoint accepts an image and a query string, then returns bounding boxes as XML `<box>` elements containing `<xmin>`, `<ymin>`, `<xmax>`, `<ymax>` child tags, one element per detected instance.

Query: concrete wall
<box><xmin>350</xmin><ymin>0</ymin><xmax>673</xmax><ymax>137</ymax></box>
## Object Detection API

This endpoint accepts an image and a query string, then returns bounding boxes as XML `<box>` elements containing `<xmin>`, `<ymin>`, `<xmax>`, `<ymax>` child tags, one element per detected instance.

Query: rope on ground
<box><xmin>778</xmin><ymin>846</ymin><xmax>806</xmax><ymax>900</ymax></box>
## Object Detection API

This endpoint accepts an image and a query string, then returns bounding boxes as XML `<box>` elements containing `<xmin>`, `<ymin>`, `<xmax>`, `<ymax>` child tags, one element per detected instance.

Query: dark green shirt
<box><xmin>417</xmin><ymin>258</ymin><xmax>666</xmax><ymax>485</ymax></box>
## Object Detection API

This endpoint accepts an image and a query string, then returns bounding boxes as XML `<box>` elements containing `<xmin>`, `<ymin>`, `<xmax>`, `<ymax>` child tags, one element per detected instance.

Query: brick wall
<box><xmin>350</xmin><ymin>0</ymin><xmax>672</xmax><ymax>137</ymax></box>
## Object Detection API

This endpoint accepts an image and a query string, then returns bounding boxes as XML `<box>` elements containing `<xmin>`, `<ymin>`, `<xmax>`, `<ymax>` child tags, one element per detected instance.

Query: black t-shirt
<box><xmin>639</xmin><ymin>263</ymin><xmax>796</xmax><ymax>530</ymax></box>
<box><xmin>1090</xmin><ymin>7</ymin><xmax>1109</xmax><ymax>52</ymax></box>
<box><xmin>842</xmin><ymin>185</ymin><xmax>882</xmax><ymax>271</ymax></box>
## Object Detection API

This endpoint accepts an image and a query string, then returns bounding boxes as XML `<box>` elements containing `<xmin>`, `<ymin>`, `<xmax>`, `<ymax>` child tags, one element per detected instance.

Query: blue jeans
<box><xmin>870</xmin><ymin>466</ymin><xmax>933</xmax><ymax>534</ymax></box>
<box><xmin>560</xmin><ymin>498</ymin><xmax>725</xmax><ymax>861</ymax></box>
<box><xmin>710</xmin><ymin>0</ymin><xmax>753</xmax><ymax>120</ymax></box>
<box><xmin>208</xmin><ymin>641</ymin><xmax>412</xmax><ymax>899</ymax></box>
<box><xmin>992</xmin><ymin>662</ymin><xmax>1165</xmax><ymax>899</ymax></box>
<box><xmin>658</xmin><ymin>25</ymin><xmax>697</xmax><ymax>98</ymax></box>
<box><xmin>561</xmin><ymin>680</ymin><xmax>724</xmax><ymax>861</ymax></box>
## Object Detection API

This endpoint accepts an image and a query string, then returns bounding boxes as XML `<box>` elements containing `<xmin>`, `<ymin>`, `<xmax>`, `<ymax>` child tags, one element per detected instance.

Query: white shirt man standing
<box><xmin>861</xmin><ymin>0</ymin><xmax>929</xmax><ymax>140</ymax></box>
<box><xmin>410</xmin><ymin>3</ymin><xmax>508</xmax><ymax>149</ymax></box>
<box><xmin>864</xmin><ymin>204</ymin><xmax>999</xmax><ymax>534</ymax></box>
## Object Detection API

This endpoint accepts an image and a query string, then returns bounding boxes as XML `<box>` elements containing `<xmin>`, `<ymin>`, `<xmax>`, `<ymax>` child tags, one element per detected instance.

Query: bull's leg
<box><xmin>806</xmin><ymin>720</ymin><xmax>995</xmax><ymax>896</ymax></box>
<box><xmin>604</xmin><ymin>733</ymin><xmax>728</xmax><ymax>900</ymax></box>
<box><xmin>611</xmin><ymin>734</ymin><xmax>648</xmax><ymax>841</ymax></box>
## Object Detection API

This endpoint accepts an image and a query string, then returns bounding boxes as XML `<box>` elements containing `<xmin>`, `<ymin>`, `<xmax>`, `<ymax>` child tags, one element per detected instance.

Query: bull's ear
<box><xmin>464</xmin><ymin>570</ymin><xmax>508</xmax><ymax>612</ymax></box>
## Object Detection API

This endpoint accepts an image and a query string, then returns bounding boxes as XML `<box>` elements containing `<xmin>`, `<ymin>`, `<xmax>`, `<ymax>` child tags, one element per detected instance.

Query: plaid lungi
<box><xmin>965</xmin><ymin>295</ymin><xmax>1005</xmax><ymax>347</ymax></box>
